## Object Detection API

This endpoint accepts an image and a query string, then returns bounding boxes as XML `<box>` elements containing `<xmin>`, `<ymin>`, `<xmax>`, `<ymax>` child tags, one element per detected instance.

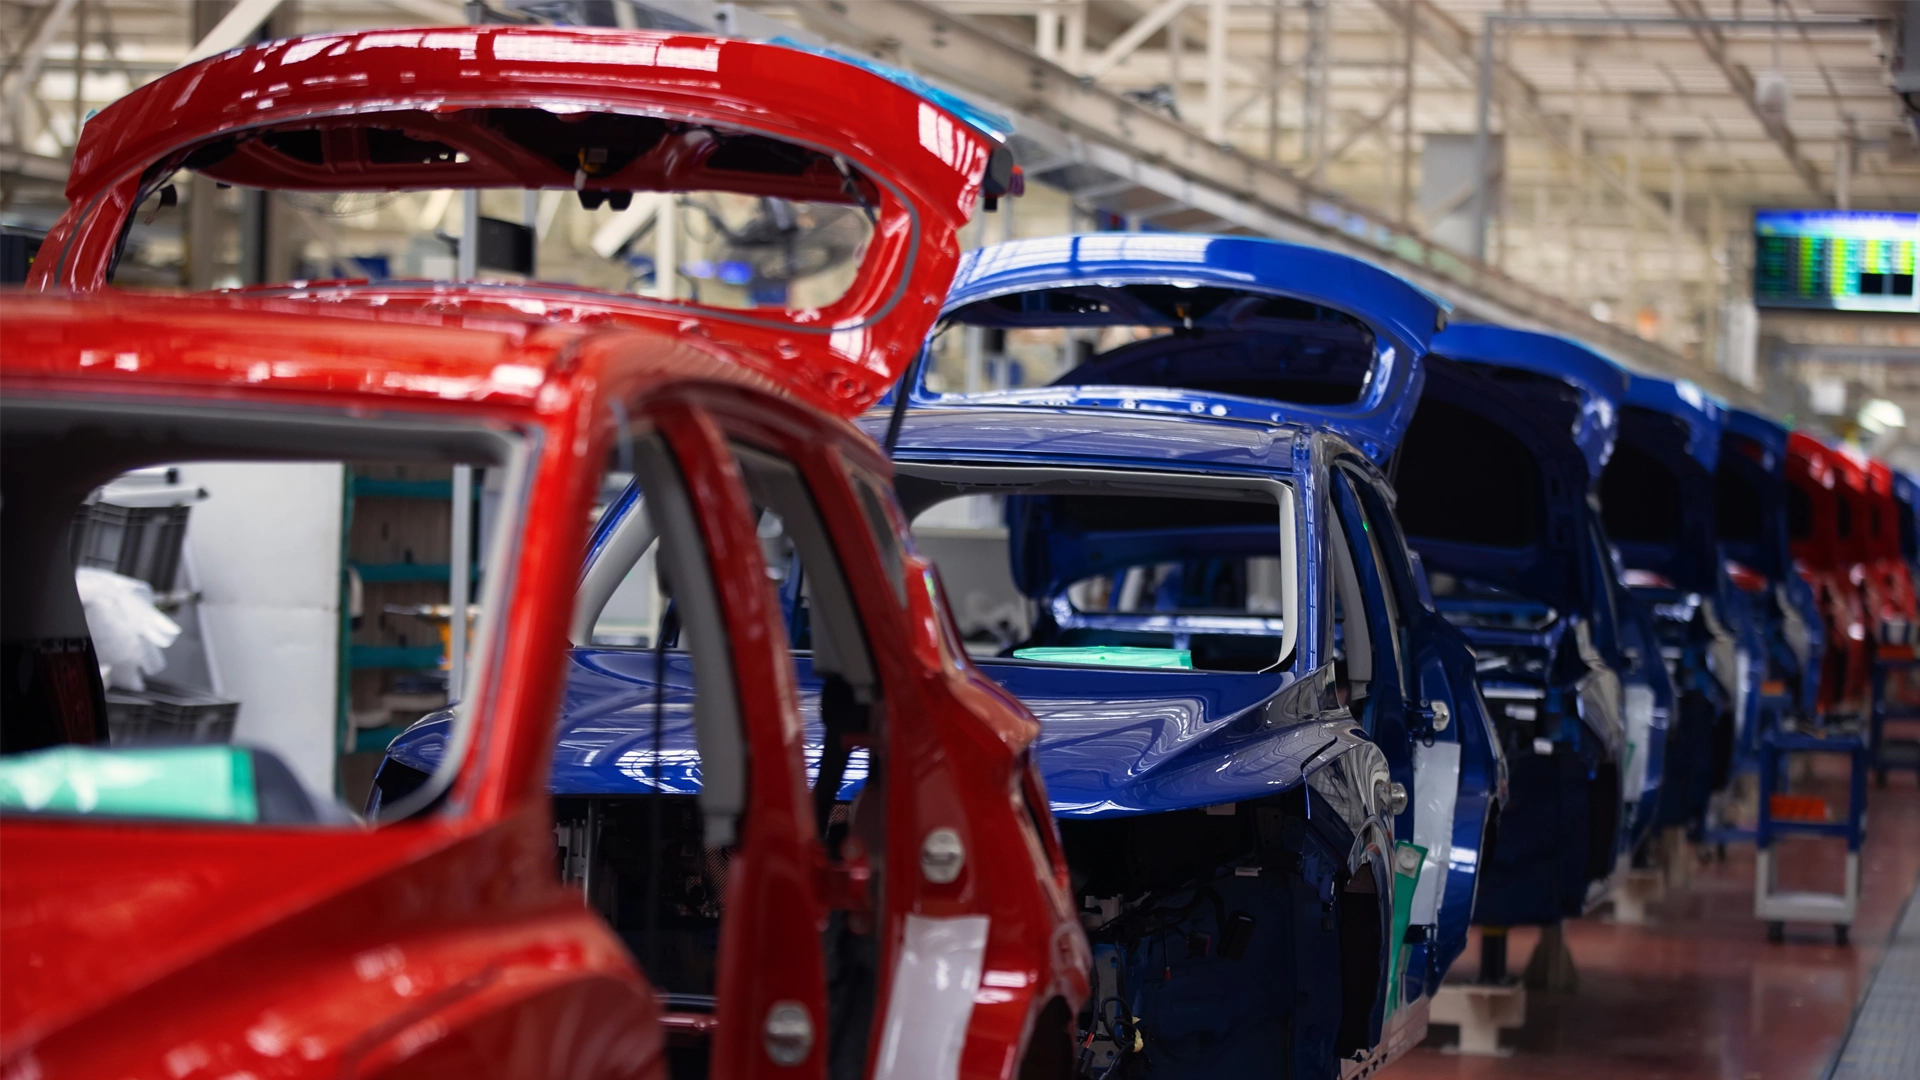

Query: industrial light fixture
<box><xmin>1858</xmin><ymin>398</ymin><xmax>1906</xmax><ymax>434</ymax></box>
<box><xmin>1754</xmin><ymin>0</ymin><xmax>1793</xmax><ymax>126</ymax></box>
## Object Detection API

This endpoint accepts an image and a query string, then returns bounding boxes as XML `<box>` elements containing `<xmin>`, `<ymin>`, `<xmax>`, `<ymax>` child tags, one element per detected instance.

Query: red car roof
<box><xmin>0</xmin><ymin>290</ymin><xmax>777</xmax><ymax>411</ymax></box>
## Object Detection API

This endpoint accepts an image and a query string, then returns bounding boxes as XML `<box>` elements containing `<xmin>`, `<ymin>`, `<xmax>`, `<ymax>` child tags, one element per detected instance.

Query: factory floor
<box><xmin>1397</xmin><ymin>746</ymin><xmax>1920</xmax><ymax>1080</ymax></box>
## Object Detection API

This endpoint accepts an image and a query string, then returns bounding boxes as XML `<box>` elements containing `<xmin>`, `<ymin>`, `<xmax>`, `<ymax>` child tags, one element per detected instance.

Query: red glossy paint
<box><xmin>30</xmin><ymin>24</ymin><xmax>1001</xmax><ymax>417</ymax></box>
<box><xmin>1787</xmin><ymin>432</ymin><xmax>1872</xmax><ymax>717</ymax></box>
<box><xmin>3</xmin><ymin>287</ymin><xmax>1087</xmax><ymax>1079</ymax></box>
<box><xmin>1863</xmin><ymin>458</ymin><xmax>1919</xmax><ymax>652</ymax></box>
<box><xmin>685</xmin><ymin>390</ymin><xmax>1091</xmax><ymax>1077</ymax></box>
<box><xmin>12</xmin><ymin>27</ymin><xmax>1087</xmax><ymax>1077</ymax></box>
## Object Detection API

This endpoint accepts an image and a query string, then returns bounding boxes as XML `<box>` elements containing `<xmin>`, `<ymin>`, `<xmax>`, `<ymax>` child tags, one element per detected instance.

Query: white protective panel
<box><xmin>1409</xmin><ymin>740</ymin><xmax>1461</xmax><ymax>926</ymax></box>
<box><xmin>176</xmin><ymin>462</ymin><xmax>344</xmax><ymax>795</ymax></box>
<box><xmin>874</xmin><ymin>914</ymin><xmax>990</xmax><ymax>1080</ymax></box>
<box><xmin>1622</xmin><ymin>682</ymin><xmax>1656</xmax><ymax>803</ymax></box>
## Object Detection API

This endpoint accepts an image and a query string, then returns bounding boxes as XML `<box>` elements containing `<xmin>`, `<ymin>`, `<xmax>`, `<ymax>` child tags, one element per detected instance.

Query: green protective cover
<box><xmin>0</xmin><ymin>745</ymin><xmax>258</xmax><ymax>823</ymax></box>
<box><xmin>1385</xmin><ymin>841</ymin><xmax>1427</xmax><ymax>1017</ymax></box>
<box><xmin>1012</xmin><ymin>646</ymin><xmax>1194</xmax><ymax>670</ymax></box>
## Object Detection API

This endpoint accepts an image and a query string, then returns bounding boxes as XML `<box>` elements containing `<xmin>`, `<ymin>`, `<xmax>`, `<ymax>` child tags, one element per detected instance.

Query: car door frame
<box><xmin>1338</xmin><ymin>460</ymin><xmax>1503</xmax><ymax>998</ymax></box>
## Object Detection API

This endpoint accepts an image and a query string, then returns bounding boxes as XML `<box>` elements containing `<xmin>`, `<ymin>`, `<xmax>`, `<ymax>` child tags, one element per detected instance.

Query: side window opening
<box><xmin>1326</xmin><ymin>504</ymin><xmax>1373</xmax><ymax>712</ymax></box>
<box><xmin>848</xmin><ymin>470</ymin><xmax>907</xmax><ymax>607</ymax></box>
<box><xmin>1</xmin><ymin>402</ymin><xmax>524</xmax><ymax>828</ymax></box>
<box><xmin>896</xmin><ymin>470</ymin><xmax>1299</xmax><ymax>674</ymax></box>
<box><xmin>1328</xmin><ymin>470</ymin><xmax>1408</xmax><ymax>720</ymax></box>
<box><xmin>544</xmin><ymin>429</ymin><xmax>748</xmax><ymax>1029</ymax></box>
<box><xmin>727</xmin><ymin>443</ymin><xmax>886</xmax><ymax>1080</ymax></box>
<box><xmin>1345</xmin><ymin>471</ymin><xmax>1414</xmax><ymax>698</ymax></box>
<box><xmin>729</xmin><ymin>443</ymin><xmax>881</xmax><ymax>839</ymax></box>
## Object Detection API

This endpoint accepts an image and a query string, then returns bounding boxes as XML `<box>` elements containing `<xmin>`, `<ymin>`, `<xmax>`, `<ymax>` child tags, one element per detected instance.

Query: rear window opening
<box><xmin>1</xmin><ymin>398</ymin><xmax>527</xmax><ymax>826</ymax></box>
<box><xmin>1394</xmin><ymin>398</ymin><xmax>1542</xmax><ymax>549</ymax></box>
<box><xmin>920</xmin><ymin>284</ymin><xmax>1377</xmax><ymax>401</ymax></box>
<box><xmin>1600</xmin><ymin>442</ymin><xmax>1682</xmax><ymax>545</ymax></box>
<box><xmin>895</xmin><ymin>469</ymin><xmax>1297</xmax><ymax>673</ymax></box>
<box><xmin>1715</xmin><ymin>448</ymin><xmax>1767</xmax><ymax>547</ymax></box>
<box><xmin>111</xmin><ymin>108</ymin><xmax>877</xmax><ymax>314</ymax></box>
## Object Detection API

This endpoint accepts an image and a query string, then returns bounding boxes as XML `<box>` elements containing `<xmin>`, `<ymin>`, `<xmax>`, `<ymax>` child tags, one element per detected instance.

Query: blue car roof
<box><xmin>1429</xmin><ymin>323</ymin><xmax>1626</xmax><ymax>481</ymax></box>
<box><xmin>860</xmin><ymin>400</ymin><xmax>1302</xmax><ymax>472</ymax></box>
<box><xmin>1621</xmin><ymin>372</ymin><xmax>1723</xmax><ymax>472</ymax></box>
<box><xmin>935</xmin><ymin>234</ymin><xmax>1448</xmax><ymax>462</ymax></box>
<box><xmin>1723</xmin><ymin>406</ymin><xmax>1788</xmax><ymax>466</ymax></box>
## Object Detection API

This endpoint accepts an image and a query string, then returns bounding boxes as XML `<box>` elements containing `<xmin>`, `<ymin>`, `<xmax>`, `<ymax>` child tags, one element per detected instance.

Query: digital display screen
<box><xmin>1753</xmin><ymin>209</ymin><xmax>1918</xmax><ymax>313</ymax></box>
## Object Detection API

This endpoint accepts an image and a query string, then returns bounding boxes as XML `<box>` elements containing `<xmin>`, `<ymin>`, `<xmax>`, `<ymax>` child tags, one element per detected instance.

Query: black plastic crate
<box><xmin>104</xmin><ymin>683</ymin><xmax>239</xmax><ymax>745</ymax></box>
<box><xmin>70</xmin><ymin>503</ymin><xmax>192</xmax><ymax>591</ymax></box>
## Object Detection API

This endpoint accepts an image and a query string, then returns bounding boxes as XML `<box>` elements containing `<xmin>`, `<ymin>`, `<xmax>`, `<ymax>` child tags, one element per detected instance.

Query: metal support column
<box><xmin>1668</xmin><ymin>143</ymin><xmax>1686</xmax><ymax>348</ymax></box>
<box><xmin>1397</xmin><ymin>0</ymin><xmax>1416</xmax><ymax>227</ymax></box>
<box><xmin>1304</xmin><ymin>0</ymin><xmax>1329</xmax><ymax>181</ymax></box>
<box><xmin>1627</xmin><ymin>111</ymin><xmax>1643</xmax><ymax>335</ymax></box>
<box><xmin>1204</xmin><ymin>0</ymin><xmax>1227</xmax><ymax>144</ymax></box>
<box><xmin>1468</xmin><ymin>14</ymin><xmax>1494</xmax><ymax>262</ymax></box>
<box><xmin>69</xmin><ymin>0</ymin><xmax>87</xmax><ymax>144</ymax></box>
<box><xmin>1064</xmin><ymin>0</ymin><xmax>1086</xmax><ymax>75</ymax></box>
<box><xmin>1266</xmin><ymin>0</ymin><xmax>1283</xmax><ymax>162</ymax></box>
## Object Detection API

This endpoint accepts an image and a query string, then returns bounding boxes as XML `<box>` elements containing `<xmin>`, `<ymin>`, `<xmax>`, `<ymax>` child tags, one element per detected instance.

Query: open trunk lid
<box><xmin>35</xmin><ymin>26</ymin><xmax>1015</xmax><ymax>418</ymax></box>
<box><xmin>918</xmin><ymin>234</ymin><xmax>1448</xmax><ymax>461</ymax></box>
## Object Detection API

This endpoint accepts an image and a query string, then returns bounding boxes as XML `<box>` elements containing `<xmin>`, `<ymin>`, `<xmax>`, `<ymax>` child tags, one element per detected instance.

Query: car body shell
<box><xmin>1609</xmin><ymin>374</ymin><xmax>1752</xmax><ymax>828</ymax></box>
<box><xmin>29</xmin><ymin>24</ymin><xmax>999</xmax><ymax>417</ymax></box>
<box><xmin>1421</xmin><ymin>324</ymin><xmax>1675</xmax><ymax>923</ymax></box>
<box><xmin>382</xmin><ymin>233</ymin><xmax>1494</xmax><ymax>1077</ymax></box>
<box><xmin>1788</xmin><ymin>432</ymin><xmax>1875</xmax><ymax>716</ymax></box>
<box><xmin>882</xmin><ymin>237</ymin><xmax>1500</xmax><ymax>1076</ymax></box>
<box><xmin>1718</xmin><ymin>407</ymin><xmax>1826</xmax><ymax>747</ymax></box>
<box><xmin>909</xmin><ymin>233</ymin><xmax>1447</xmax><ymax>462</ymax></box>
<box><xmin>7</xmin><ymin>25</ymin><xmax>1088</xmax><ymax>1080</ymax></box>
<box><xmin>2</xmin><ymin>292</ymin><xmax>729</xmax><ymax>1079</ymax></box>
<box><xmin>869</xmin><ymin>400</ymin><xmax>1493</xmax><ymax>1076</ymax></box>
<box><xmin>1863</xmin><ymin>458</ymin><xmax>1920</xmax><ymax>650</ymax></box>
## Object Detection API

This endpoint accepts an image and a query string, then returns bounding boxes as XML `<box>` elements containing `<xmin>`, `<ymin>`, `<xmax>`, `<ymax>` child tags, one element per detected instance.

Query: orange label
<box><xmin>1769</xmin><ymin>794</ymin><xmax>1829</xmax><ymax>823</ymax></box>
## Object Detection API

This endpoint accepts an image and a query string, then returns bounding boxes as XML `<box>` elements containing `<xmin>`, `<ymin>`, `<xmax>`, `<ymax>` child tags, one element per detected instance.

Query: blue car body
<box><xmin>1411</xmin><ymin>323</ymin><xmax>1678</xmax><ymax>925</ymax></box>
<box><xmin>871</xmin><ymin>400</ymin><xmax>1495</xmax><ymax>1076</ymax></box>
<box><xmin>1719</xmin><ymin>407</ymin><xmax>1826</xmax><ymax>742</ymax></box>
<box><xmin>1605</xmin><ymin>375</ymin><xmax>1757</xmax><ymax>828</ymax></box>
<box><xmin>913</xmin><ymin>232</ymin><xmax>1444</xmax><ymax>462</ymax></box>
<box><xmin>900</xmin><ymin>236</ymin><xmax>1510</xmax><ymax>1073</ymax></box>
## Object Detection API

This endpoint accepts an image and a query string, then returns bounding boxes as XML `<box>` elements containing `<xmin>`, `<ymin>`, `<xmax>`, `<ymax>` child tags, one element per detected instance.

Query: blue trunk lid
<box><xmin>919</xmin><ymin>234</ymin><xmax>1448</xmax><ymax>462</ymax></box>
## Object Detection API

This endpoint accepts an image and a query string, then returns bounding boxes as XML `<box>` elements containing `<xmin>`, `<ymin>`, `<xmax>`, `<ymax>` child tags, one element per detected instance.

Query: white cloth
<box><xmin>75</xmin><ymin>567</ymin><xmax>180</xmax><ymax>690</ymax></box>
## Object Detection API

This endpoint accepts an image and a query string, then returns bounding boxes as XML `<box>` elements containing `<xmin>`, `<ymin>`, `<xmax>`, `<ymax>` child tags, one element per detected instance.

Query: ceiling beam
<box><xmin>1667</xmin><ymin>0</ymin><xmax>1827</xmax><ymax>200</ymax></box>
<box><xmin>1084</xmin><ymin>0</ymin><xmax>1188</xmax><ymax>80</ymax></box>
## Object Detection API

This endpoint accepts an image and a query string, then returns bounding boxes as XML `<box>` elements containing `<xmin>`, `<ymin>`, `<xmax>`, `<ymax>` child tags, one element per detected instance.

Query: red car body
<box><xmin>29</xmin><ymin>24</ymin><xmax>1001</xmax><ymax>415</ymax></box>
<box><xmin>1864</xmin><ymin>458</ymin><xmax>1920</xmax><ymax>652</ymax></box>
<box><xmin>5</xmin><ymin>26</ymin><xmax>1085</xmax><ymax>1080</ymax></box>
<box><xmin>1787</xmin><ymin>432</ymin><xmax>1873</xmax><ymax>717</ymax></box>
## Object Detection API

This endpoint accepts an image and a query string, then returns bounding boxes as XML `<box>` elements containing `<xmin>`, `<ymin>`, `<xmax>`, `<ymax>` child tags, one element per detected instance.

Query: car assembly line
<box><xmin>3</xmin><ymin>9</ymin><xmax>1916</xmax><ymax>1080</ymax></box>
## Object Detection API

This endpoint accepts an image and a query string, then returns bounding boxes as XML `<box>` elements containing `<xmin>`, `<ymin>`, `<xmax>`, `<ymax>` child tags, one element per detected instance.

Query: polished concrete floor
<box><xmin>1399</xmin><ymin>752</ymin><xmax>1920</xmax><ymax>1080</ymax></box>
